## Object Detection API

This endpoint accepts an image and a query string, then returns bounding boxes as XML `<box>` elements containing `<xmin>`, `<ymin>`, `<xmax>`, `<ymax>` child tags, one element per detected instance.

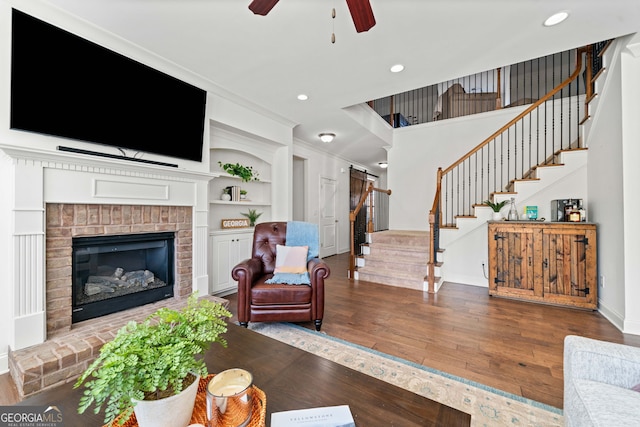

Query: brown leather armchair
<box><xmin>232</xmin><ymin>222</ymin><xmax>330</xmax><ymax>331</ymax></box>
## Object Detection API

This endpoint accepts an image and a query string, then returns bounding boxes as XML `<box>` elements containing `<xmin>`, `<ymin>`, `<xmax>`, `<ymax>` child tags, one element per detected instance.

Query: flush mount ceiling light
<box><xmin>378</xmin><ymin>162</ymin><xmax>388</xmax><ymax>168</ymax></box>
<box><xmin>318</xmin><ymin>133</ymin><xmax>336</xmax><ymax>143</ymax></box>
<box><xmin>297</xmin><ymin>94</ymin><xmax>308</xmax><ymax>101</ymax></box>
<box><xmin>390</xmin><ymin>64</ymin><xmax>404</xmax><ymax>73</ymax></box>
<box><xmin>543</xmin><ymin>11</ymin><xmax>569</xmax><ymax>27</ymax></box>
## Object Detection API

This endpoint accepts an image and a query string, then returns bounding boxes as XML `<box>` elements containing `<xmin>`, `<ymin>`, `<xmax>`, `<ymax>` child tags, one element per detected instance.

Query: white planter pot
<box><xmin>132</xmin><ymin>374</ymin><xmax>200</xmax><ymax>427</ymax></box>
<box><xmin>492</xmin><ymin>212</ymin><xmax>503</xmax><ymax>221</ymax></box>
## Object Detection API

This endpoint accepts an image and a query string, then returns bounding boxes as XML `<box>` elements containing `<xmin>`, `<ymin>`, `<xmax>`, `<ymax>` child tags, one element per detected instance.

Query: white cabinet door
<box><xmin>210</xmin><ymin>231</ymin><xmax>253</xmax><ymax>294</ymax></box>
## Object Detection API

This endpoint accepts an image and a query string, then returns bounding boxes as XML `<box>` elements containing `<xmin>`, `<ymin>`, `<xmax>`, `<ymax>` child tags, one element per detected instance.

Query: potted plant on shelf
<box><xmin>241</xmin><ymin>208</ymin><xmax>263</xmax><ymax>227</ymax></box>
<box><xmin>483</xmin><ymin>199</ymin><xmax>508</xmax><ymax>220</ymax></box>
<box><xmin>218</xmin><ymin>161</ymin><xmax>259</xmax><ymax>182</ymax></box>
<box><xmin>240</xmin><ymin>189</ymin><xmax>247</xmax><ymax>200</ymax></box>
<box><xmin>74</xmin><ymin>294</ymin><xmax>231</xmax><ymax>427</ymax></box>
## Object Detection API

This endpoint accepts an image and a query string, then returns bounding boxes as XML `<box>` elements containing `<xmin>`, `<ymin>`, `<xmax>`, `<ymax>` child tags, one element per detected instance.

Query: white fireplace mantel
<box><xmin>0</xmin><ymin>144</ymin><xmax>215</xmax><ymax>373</ymax></box>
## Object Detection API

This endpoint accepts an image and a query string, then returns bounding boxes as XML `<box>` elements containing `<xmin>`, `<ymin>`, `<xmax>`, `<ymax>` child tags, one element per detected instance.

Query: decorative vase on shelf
<box><xmin>220</xmin><ymin>193</ymin><xmax>231</xmax><ymax>201</ymax></box>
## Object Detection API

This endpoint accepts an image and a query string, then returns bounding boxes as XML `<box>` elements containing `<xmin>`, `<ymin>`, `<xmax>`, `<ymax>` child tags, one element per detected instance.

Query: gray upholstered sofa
<box><xmin>564</xmin><ymin>335</ymin><xmax>640</xmax><ymax>426</ymax></box>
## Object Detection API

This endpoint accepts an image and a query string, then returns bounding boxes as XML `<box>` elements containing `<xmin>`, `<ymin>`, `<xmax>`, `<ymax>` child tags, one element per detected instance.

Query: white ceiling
<box><xmin>23</xmin><ymin>0</ymin><xmax>640</xmax><ymax>171</ymax></box>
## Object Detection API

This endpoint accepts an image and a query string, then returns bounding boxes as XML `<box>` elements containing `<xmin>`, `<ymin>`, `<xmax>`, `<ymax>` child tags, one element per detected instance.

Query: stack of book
<box><xmin>229</xmin><ymin>185</ymin><xmax>241</xmax><ymax>201</ymax></box>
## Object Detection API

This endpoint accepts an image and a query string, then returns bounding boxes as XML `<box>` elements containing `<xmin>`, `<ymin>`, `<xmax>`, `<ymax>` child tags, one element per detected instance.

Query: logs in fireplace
<box><xmin>72</xmin><ymin>232</ymin><xmax>175</xmax><ymax>323</ymax></box>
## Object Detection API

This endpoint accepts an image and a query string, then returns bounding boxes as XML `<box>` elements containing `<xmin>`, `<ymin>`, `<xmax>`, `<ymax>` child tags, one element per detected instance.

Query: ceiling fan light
<box><xmin>318</xmin><ymin>133</ymin><xmax>336</xmax><ymax>143</ymax></box>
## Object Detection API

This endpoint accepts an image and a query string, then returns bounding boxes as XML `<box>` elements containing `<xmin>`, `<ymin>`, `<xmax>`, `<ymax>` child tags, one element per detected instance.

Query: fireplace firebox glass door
<box><xmin>72</xmin><ymin>232</ymin><xmax>175</xmax><ymax>323</ymax></box>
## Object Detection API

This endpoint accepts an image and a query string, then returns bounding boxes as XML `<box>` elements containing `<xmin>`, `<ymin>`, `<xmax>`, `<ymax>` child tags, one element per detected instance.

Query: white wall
<box><xmin>591</xmin><ymin>34</ymin><xmax>640</xmax><ymax>336</ymax></box>
<box><xmin>293</xmin><ymin>142</ymin><xmax>363</xmax><ymax>255</ymax></box>
<box><xmin>388</xmin><ymin>106</ymin><xmax>528</xmax><ymax>231</ymax></box>
<box><xmin>292</xmin><ymin>157</ymin><xmax>305</xmax><ymax>221</ymax></box>
<box><xmin>587</xmin><ymin>40</ymin><xmax>626</xmax><ymax>331</ymax></box>
<box><xmin>620</xmin><ymin>36</ymin><xmax>640</xmax><ymax>335</ymax></box>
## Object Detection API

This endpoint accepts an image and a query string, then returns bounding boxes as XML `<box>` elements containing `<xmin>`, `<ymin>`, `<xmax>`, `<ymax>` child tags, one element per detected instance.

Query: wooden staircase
<box><xmin>354</xmin><ymin>230</ymin><xmax>441</xmax><ymax>292</ymax></box>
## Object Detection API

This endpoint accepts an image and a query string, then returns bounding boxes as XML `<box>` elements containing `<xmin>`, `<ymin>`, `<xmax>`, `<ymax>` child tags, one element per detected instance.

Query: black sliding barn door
<box><xmin>350</xmin><ymin>167</ymin><xmax>368</xmax><ymax>254</ymax></box>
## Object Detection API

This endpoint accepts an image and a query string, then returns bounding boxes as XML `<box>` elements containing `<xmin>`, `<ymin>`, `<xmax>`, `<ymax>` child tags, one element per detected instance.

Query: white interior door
<box><xmin>319</xmin><ymin>176</ymin><xmax>337</xmax><ymax>258</ymax></box>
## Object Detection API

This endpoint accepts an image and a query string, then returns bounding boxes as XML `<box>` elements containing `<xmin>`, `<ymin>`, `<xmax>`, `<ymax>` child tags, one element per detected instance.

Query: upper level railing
<box><xmin>371</xmin><ymin>48</ymin><xmax>589</xmax><ymax>128</ymax></box>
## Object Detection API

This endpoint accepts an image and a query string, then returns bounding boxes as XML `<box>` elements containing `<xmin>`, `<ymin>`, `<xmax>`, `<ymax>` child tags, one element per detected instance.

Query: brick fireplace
<box><xmin>0</xmin><ymin>145</ymin><xmax>214</xmax><ymax>398</ymax></box>
<box><xmin>46</xmin><ymin>203</ymin><xmax>193</xmax><ymax>335</ymax></box>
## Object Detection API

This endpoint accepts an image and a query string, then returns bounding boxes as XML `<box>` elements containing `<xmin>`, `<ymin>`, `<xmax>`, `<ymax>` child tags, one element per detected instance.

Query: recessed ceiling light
<box><xmin>543</xmin><ymin>11</ymin><xmax>569</xmax><ymax>27</ymax></box>
<box><xmin>297</xmin><ymin>94</ymin><xmax>308</xmax><ymax>101</ymax></box>
<box><xmin>390</xmin><ymin>64</ymin><xmax>404</xmax><ymax>73</ymax></box>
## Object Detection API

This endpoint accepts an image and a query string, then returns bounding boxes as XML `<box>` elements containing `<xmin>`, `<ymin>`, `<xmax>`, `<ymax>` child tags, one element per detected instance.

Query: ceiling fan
<box><xmin>248</xmin><ymin>0</ymin><xmax>376</xmax><ymax>33</ymax></box>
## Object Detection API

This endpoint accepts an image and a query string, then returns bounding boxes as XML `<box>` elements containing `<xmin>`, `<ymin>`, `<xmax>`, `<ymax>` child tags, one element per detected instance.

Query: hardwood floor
<box><xmin>3</xmin><ymin>252</ymin><xmax>639</xmax><ymax>410</ymax></box>
<box><xmin>227</xmin><ymin>252</ymin><xmax>640</xmax><ymax>410</ymax></box>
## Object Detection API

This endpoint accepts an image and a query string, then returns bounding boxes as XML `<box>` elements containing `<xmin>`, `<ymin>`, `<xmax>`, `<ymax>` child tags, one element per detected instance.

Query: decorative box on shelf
<box><xmin>221</xmin><ymin>218</ymin><xmax>250</xmax><ymax>229</ymax></box>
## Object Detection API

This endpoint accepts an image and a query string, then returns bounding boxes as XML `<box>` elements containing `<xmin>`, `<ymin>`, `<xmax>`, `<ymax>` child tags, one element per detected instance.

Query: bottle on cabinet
<box><xmin>564</xmin><ymin>201</ymin><xmax>585</xmax><ymax>222</ymax></box>
<box><xmin>507</xmin><ymin>197</ymin><xmax>519</xmax><ymax>221</ymax></box>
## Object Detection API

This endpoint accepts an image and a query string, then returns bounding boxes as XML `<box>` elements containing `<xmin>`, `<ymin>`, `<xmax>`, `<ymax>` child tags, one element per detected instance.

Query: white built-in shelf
<box><xmin>209</xmin><ymin>200</ymin><xmax>271</xmax><ymax>206</ymax></box>
<box><xmin>216</xmin><ymin>172</ymin><xmax>271</xmax><ymax>184</ymax></box>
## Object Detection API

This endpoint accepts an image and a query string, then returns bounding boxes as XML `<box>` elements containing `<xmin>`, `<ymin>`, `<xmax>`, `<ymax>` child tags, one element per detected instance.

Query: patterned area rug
<box><xmin>246</xmin><ymin>322</ymin><xmax>563</xmax><ymax>427</ymax></box>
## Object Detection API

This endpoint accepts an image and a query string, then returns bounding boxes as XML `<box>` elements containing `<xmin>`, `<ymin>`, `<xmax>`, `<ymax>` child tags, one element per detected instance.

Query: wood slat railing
<box><xmin>349</xmin><ymin>182</ymin><xmax>391</xmax><ymax>280</ymax></box>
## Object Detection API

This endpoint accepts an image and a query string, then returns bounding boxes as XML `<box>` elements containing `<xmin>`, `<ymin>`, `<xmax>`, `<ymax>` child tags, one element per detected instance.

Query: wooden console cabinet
<box><xmin>488</xmin><ymin>221</ymin><xmax>597</xmax><ymax>309</ymax></box>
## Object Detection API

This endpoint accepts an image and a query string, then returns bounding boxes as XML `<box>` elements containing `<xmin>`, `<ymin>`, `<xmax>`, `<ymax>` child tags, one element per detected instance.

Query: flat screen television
<box><xmin>10</xmin><ymin>9</ymin><xmax>207</xmax><ymax>163</ymax></box>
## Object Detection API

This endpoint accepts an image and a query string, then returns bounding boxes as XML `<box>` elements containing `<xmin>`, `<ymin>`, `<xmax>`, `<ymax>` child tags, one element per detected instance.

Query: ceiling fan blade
<box><xmin>248</xmin><ymin>0</ymin><xmax>280</xmax><ymax>16</ymax></box>
<box><xmin>345</xmin><ymin>0</ymin><xmax>376</xmax><ymax>33</ymax></box>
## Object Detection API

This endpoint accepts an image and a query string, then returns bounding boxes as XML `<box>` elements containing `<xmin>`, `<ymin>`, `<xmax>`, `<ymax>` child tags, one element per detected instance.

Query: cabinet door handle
<box><xmin>542</xmin><ymin>258</ymin><xmax>548</xmax><ymax>268</ymax></box>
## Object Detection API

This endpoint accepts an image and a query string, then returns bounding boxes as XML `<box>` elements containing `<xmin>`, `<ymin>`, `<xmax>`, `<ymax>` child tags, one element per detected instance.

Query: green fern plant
<box><xmin>74</xmin><ymin>294</ymin><xmax>231</xmax><ymax>426</ymax></box>
<box><xmin>483</xmin><ymin>199</ymin><xmax>508</xmax><ymax>212</ymax></box>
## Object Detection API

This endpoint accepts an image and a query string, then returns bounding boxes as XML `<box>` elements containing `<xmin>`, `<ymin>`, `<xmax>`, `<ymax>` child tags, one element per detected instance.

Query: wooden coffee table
<box><xmin>17</xmin><ymin>323</ymin><xmax>471</xmax><ymax>426</ymax></box>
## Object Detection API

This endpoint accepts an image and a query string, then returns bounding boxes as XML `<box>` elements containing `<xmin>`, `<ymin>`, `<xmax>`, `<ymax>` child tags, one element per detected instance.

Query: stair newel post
<box><xmin>427</xmin><ymin>168</ymin><xmax>443</xmax><ymax>293</ymax></box>
<box><xmin>349</xmin><ymin>210</ymin><xmax>356</xmax><ymax>280</ymax></box>
<box><xmin>350</xmin><ymin>182</ymin><xmax>373</xmax><ymax>280</ymax></box>
<box><xmin>367</xmin><ymin>182</ymin><xmax>375</xmax><ymax>233</ymax></box>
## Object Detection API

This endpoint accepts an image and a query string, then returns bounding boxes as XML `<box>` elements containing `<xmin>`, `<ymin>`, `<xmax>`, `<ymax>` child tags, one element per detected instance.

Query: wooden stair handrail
<box><xmin>440</xmin><ymin>47</ymin><xmax>586</xmax><ymax>177</ymax></box>
<box><xmin>349</xmin><ymin>182</ymin><xmax>392</xmax><ymax>280</ymax></box>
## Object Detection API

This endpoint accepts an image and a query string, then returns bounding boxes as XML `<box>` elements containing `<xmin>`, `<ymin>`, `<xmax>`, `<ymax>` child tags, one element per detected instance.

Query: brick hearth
<box><xmin>8</xmin><ymin>295</ymin><xmax>227</xmax><ymax>400</ymax></box>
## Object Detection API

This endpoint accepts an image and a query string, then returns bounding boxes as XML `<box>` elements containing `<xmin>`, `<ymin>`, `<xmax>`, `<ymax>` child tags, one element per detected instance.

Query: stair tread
<box><xmin>534</xmin><ymin>163</ymin><xmax>564</xmax><ymax>169</ymax></box>
<box><xmin>358</xmin><ymin>267</ymin><xmax>428</xmax><ymax>278</ymax></box>
<box><xmin>364</xmin><ymin>253</ymin><xmax>428</xmax><ymax>263</ymax></box>
<box><xmin>368</xmin><ymin>242</ymin><xmax>429</xmax><ymax>251</ymax></box>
